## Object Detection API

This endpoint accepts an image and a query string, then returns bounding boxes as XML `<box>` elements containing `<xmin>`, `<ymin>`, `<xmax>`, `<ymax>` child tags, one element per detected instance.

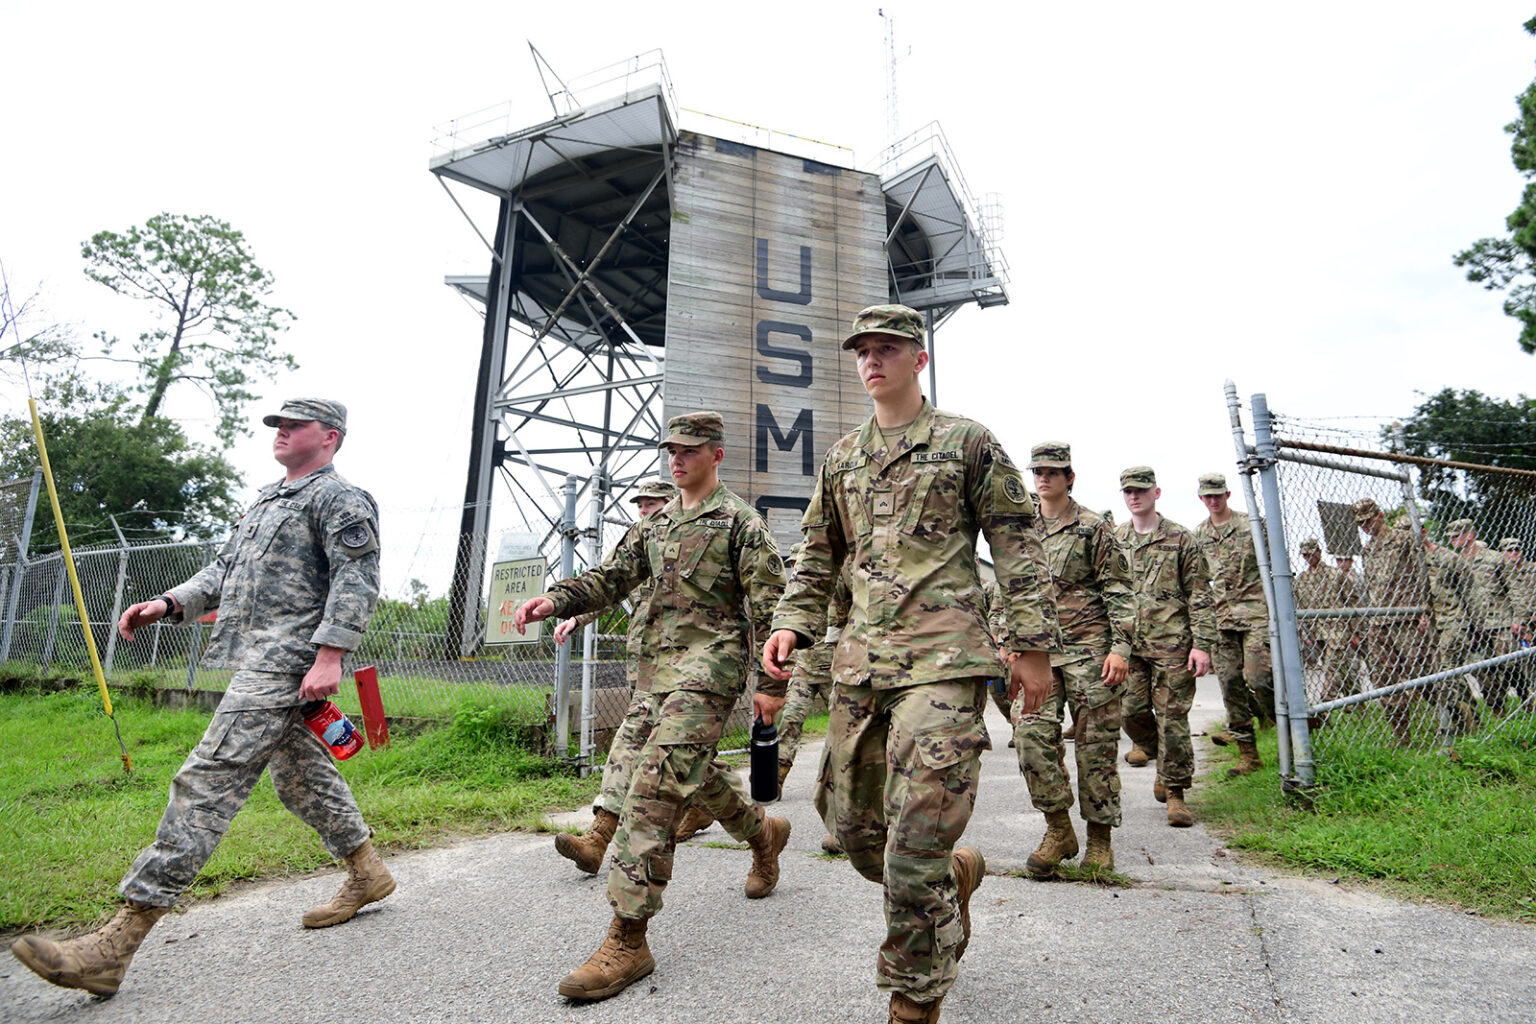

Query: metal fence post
<box><xmin>1251</xmin><ymin>393</ymin><xmax>1316</xmax><ymax>788</ymax></box>
<box><xmin>579</xmin><ymin>473</ymin><xmax>606</xmax><ymax>769</ymax></box>
<box><xmin>102</xmin><ymin>516</ymin><xmax>129</xmax><ymax>677</ymax></box>
<box><xmin>0</xmin><ymin>469</ymin><xmax>42</xmax><ymax>663</ymax></box>
<box><xmin>554</xmin><ymin>474</ymin><xmax>579</xmax><ymax>757</ymax></box>
<box><xmin>1224</xmin><ymin>382</ymin><xmax>1294</xmax><ymax>779</ymax></box>
<box><xmin>41</xmin><ymin>560</ymin><xmax>66</xmax><ymax>672</ymax></box>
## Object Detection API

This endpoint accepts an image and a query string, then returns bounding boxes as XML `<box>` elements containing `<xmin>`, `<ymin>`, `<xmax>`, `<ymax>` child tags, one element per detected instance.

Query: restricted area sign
<box><xmin>485</xmin><ymin>556</ymin><xmax>547</xmax><ymax>646</ymax></box>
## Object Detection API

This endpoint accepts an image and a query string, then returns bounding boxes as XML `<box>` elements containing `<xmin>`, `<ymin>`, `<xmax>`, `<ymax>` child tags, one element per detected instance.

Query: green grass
<box><xmin>1196</xmin><ymin>721</ymin><xmax>1536</xmax><ymax>920</ymax></box>
<box><xmin>0</xmin><ymin>690</ymin><xmax>598</xmax><ymax>933</ymax></box>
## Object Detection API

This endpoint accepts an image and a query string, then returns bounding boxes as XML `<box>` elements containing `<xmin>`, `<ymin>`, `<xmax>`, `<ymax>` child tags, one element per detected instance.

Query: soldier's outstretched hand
<box><xmin>554</xmin><ymin>618</ymin><xmax>578</xmax><ymax>645</ymax></box>
<box><xmin>762</xmin><ymin>629</ymin><xmax>799</xmax><ymax>681</ymax></box>
<box><xmin>118</xmin><ymin>599</ymin><xmax>169</xmax><ymax>641</ymax></box>
<box><xmin>514</xmin><ymin>597</ymin><xmax>555</xmax><ymax>634</ymax></box>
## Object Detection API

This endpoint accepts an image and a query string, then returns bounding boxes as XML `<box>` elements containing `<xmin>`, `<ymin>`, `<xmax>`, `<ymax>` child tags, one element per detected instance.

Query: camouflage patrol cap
<box><xmin>1446</xmin><ymin>518</ymin><xmax>1475</xmax><ymax>536</ymax></box>
<box><xmin>1197</xmin><ymin>473</ymin><xmax>1229</xmax><ymax>496</ymax></box>
<box><xmin>629</xmin><ymin>479</ymin><xmax>677</xmax><ymax>504</ymax></box>
<box><xmin>262</xmin><ymin>398</ymin><xmax>348</xmax><ymax>434</ymax></box>
<box><xmin>1300</xmin><ymin>537</ymin><xmax>1321</xmax><ymax>554</ymax></box>
<box><xmin>1119</xmin><ymin>466</ymin><xmax>1156</xmax><ymax>489</ymax></box>
<box><xmin>1502</xmin><ymin>537</ymin><xmax>1522</xmax><ymax>552</ymax></box>
<box><xmin>841</xmin><ymin>304</ymin><xmax>926</xmax><ymax>350</ymax></box>
<box><xmin>1351</xmin><ymin>498</ymin><xmax>1381</xmax><ymax>522</ymax></box>
<box><xmin>659</xmin><ymin>411</ymin><xmax>725</xmax><ymax>448</ymax></box>
<box><xmin>1028</xmin><ymin>441</ymin><xmax>1072</xmax><ymax>470</ymax></box>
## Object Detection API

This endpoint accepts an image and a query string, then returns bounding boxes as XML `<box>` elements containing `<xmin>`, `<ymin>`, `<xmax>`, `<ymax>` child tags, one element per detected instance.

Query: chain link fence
<box><xmin>1225</xmin><ymin>388</ymin><xmax>1536</xmax><ymax>788</ymax></box>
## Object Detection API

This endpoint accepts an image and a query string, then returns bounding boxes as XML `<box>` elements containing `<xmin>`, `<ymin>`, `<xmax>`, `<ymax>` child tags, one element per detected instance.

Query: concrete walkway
<box><xmin>4</xmin><ymin>677</ymin><xmax>1532</xmax><ymax>1023</ymax></box>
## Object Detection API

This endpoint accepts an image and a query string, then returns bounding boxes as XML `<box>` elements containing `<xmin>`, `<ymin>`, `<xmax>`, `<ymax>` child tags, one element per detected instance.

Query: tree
<box><xmin>82</xmin><ymin>213</ymin><xmax>296</xmax><ymax>445</ymax></box>
<box><xmin>1454</xmin><ymin>17</ymin><xmax>1536</xmax><ymax>354</ymax></box>
<box><xmin>1396</xmin><ymin>388</ymin><xmax>1536</xmax><ymax>545</ymax></box>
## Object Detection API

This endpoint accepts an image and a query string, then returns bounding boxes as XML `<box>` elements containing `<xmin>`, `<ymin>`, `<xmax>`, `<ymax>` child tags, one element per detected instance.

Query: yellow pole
<box><xmin>27</xmin><ymin>398</ymin><xmax>131</xmax><ymax>772</ymax></box>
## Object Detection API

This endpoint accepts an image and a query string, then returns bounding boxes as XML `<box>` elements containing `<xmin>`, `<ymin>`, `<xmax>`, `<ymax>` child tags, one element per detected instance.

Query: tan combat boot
<box><xmin>555</xmin><ymin>807</ymin><xmax>619</xmax><ymax>874</ymax></box>
<box><xmin>1165</xmin><ymin>787</ymin><xmax>1194</xmax><ymax>828</ymax></box>
<box><xmin>951</xmin><ymin>846</ymin><xmax>985</xmax><ymax>962</ymax></box>
<box><xmin>1226</xmin><ymin>740</ymin><xmax>1263</xmax><ymax>778</ymax></box>
<box><xmin>302</xmin><ymin>837</ymin><xmax>396</xmax><ymax>928</ymax></box>
<box><xmin>1153</xmin><ymin>776</ymin><xmax>1167</xmax><ymax>803</ymax></box>
<box><xmin>745</xmin><ymin>817</ymin><xmax>791</xmax><ymax>898</ymax></box>
<box><xmin>674</xmin><ymin>804</ymin><xmax>714</xmax><ymax>843</ymax></box>
<box><xmin>820</xmin><ymin>833</ymin><xmax>844</xmax><ymax>854</ymax></box>
<box><xmin>1025</xmin><ymin>809</ymin><xmax>1079</xmax><ymax>876</ymax></box>
<box><xmin>1124</xmin><ymin>745</ymin><xmax>1152</xmax><ymax>767</ymax></box>
<box><xmin>1080</xmin><ymin>821</ymin><xmax>1115</xmax><ymax>872</ymax></box>
<box><xmin>11</xmin><ymin>900</ymin><xmax>169</xmax><ymax>997</ymax></box>
<box><xmin>1209</xmin><ymin>730</ymin><xmax>1234</xmax><ymax>747</ymax></box>
<box><xmin>890</xmin><ymin>990</ymin><xmax>944</xmax><ymax>1023</ymax></box>
<box><xmin>777</xmin><ymin>761</ymin><xmax>792</xmax><ymax>797</ymax></box>
<box><xmin>558</xmin><ymin>914</ymin><xmax>654</xmax><ymax>1001</ymax></box>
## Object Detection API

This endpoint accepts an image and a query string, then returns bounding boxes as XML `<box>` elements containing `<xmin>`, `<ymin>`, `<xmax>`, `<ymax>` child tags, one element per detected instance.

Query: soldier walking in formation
<box><xmin>515</xmin><ymin>412</ymin><xmax>790</xmax><ymax>1002</ymax></box>
<box><xmin>1350</xmin><ymin>499</ymin><xmax>1431</xmax><ymax>746</ymax></box>
<box><xmin>1193</xmin><ymin>473</ymin><xmax>1273</xmax><ymax>777</ymax></box>
<box><xmin>1422</xmin><ymin>533</ymin><xmax>1483</xmax><ymax>745</ymax></box>
<box><xmin>1448</xmin><ymin>519</ymin><xmax>1521</xmax><ymax>714</ymax></box>
<box><xmin>1293</xmin><ymin>538</ymin><xmax>1360</xmax><ymax>711</ymax></box>
<box><xmin>12</xmin><ymin>399</ymin><xmax>393</xmax><ymax>997</ymax></box>
<box><xmin>1015</xmin><ymin>442</ymin><xmax>1136</xmax><ymax>875</ymax></box>
<box><xmin>763</xmin><ymin>304</ymin><xmax>1059</xmax><ymax>1024</ymax></box>
<box><xmin>1115</xmin><ymin>467</ymin><xmax>1214</xmax><ymax>827</ymax></box>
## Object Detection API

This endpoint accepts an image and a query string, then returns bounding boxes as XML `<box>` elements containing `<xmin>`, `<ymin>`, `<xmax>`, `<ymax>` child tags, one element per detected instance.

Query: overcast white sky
<box><xmin>3</xmin><ymin>2</ymin><xmax>1534</xmax><ymax>593</ymax></box>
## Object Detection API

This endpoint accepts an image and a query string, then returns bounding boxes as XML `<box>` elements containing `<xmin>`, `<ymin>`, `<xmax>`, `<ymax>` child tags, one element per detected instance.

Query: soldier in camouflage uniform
<box><xmin>1448</xmin><ymin>519</ymin><xmax>1522</xmax><ymax>714</ymax></box>
<box><xmin>12</xmin><ymin>399</ymin><xmax>391</xmax><ymax>998</ymax></box>
<box><xmin>515</xmin><ymin>412</ymin><xmax>789</xmax><ymax>1003</ymax></box>
<box><xmin>1350</xmin><ymin>498</ymin><xmax>1431</xmax><ymax>745</ymax></box>
<box><xmin>1293</xmin><ymin>538</ymin><xmax>1358</xmax><ymax>708</ymax></box>
<box><xmin>1502</xmin><ymin>538</ymin><xmax>1536</xmax><ymax>705</ymax></box>
<box><xmin>1015</xmin><ymin>442</ymin><xmax>1135</xmax><ymax>874</ymax></box>
<box><xmin>1115</xmin><ymin>467</ymin><xmax>1215</xmax><ymax>827</ymax></box>
<box><xmin>763</xmin><ymin>304</ymin><xmax>1060</xmax><ymax>1024</ymax></box>
<box><xmin>1422</xmin><ymin>534</ymin><xmax>1482</xmax><ymax>744</ymax></box>
<box><xmin>1193</xmin><ymin>473</ymin><xmax>1273</xmax><ymax>777</ymax></box>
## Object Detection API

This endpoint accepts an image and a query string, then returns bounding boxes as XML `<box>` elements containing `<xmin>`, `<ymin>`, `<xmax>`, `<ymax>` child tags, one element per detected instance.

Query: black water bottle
<box><xmin>750</xmin><ymin>717</ymin><xmax>780</xmax><ymax>803</ymax></box>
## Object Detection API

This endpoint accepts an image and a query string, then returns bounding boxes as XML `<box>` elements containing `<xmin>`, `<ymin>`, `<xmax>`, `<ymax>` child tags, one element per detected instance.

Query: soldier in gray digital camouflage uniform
<box><xmin>515</xmin><ymin>411</ymin><xmax>789</xmax><ymax>1003</ymax></box>
<box><xmin>11</xmin><ymin>399</ymin><xmax>391</xmax><ymax>998</ymax></box>
<box><xmin>764</xmin><ymin>304</ymin><xmax>1060</xmax><ymax>1024</ymax></box>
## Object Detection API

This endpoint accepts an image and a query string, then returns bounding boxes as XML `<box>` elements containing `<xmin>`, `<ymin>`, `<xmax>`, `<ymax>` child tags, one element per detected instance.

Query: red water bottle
<box><xmin>301</xmin><ymin>700</ymin><xmax>364</xmax><ymax>760</ymax></box>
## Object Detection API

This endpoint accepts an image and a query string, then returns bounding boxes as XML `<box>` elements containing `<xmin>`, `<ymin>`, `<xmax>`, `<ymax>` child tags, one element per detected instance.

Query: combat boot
<box><xmin>674</xmin><ymin>803</ymin><xmax>714</xmax><ymax>843</ymax></box>
<box><xmin>1025</xmin><ymin>810</ymin><xmax>1079</xmax><ymax>876</ymax></box>
<box><xmin>1080</xmin><ymin>821</ymin><xmax>1115</xmax><ymax>872</ymax></box>
<box><xmin>1209</xmin><ymin>730</ymin><xmax>1234</xmax><ymax>747</ymax></box>
<box><xmin>1226</xmin><ymin>741</ymin><xmax>1263</xmax><ymax>778</ymax></box>
<box><xmin>302</xmin><ymin>837</ymin><xmax>396</xmax><ymax>928</ymax></box>
<box><xmin>1153</xmin><ymin>776</ymin><xmax>1167</xmax><ymax>802</ymax></box>
<box><xmin>890</xmin><ymin>990</ymin><xmax>944</xmax><ymax>1023</ymax></box>
<box><xmin>777</xmin><ymin>761</ymin><xmax>792</xmax><ymax>796</ymax></box>
<box><xmin>820</xmin><ymin>833</ymin><xmax>844</xmax><ymax>855</ymax></box>
<box><xmin>558</xmin><ymin>914</ymin><xmax>654</xmax><ymax>1001</ymax></box>
<box><xmin>951</xmin><ymin>846</ymin><xmax>985</xmax><ymax>962</ymax></box>
<box><xmin>11</xmin><ymin>899</ymin><xmax>169</xmax><ymax>997</ymax></box>
<box><xmin>1124</xmin><ymin>745</ymin><xmax>1152</xmax><ymax>767</ymax></box>
<box><xmin>1165</xmin><ymin>787</ymin><xmax>1194</xmax><ymax>828</ymax></box>
<box><xmin>745</xmin><ymin>816</ymin><xmax>791</xmax><ymax>898</ymax></box>
<box><xmin>555</xmin><ymin>807</ymin><xmax>619</xmax><ymax>874</ymax></box>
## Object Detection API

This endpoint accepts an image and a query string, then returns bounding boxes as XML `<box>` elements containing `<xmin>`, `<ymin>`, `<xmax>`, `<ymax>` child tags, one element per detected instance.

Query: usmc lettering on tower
<box><xmin>754</xmin><ymin>236</ymin><xmax>815</xmax><ymax>521</ymax></box>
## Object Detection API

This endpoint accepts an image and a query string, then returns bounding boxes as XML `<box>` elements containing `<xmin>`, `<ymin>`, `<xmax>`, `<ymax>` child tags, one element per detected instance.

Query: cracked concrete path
<box><xmin>4</xmin><ymin>677</ymin><xmax>1532</xmax><ymax>1023</ymax></box>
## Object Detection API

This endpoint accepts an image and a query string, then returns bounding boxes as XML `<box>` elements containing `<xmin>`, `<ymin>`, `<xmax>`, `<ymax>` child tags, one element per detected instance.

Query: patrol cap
<box><xmin>1501</xmin><ymin>537</ymin><xmax>1522</xmax><ymax>552</ymax></box>
<box><xmin>1446</xmin><ymin>518</ymin><xmax>1475</xmax><ymax>535</ymax></box>
<box><xmin>1028</xmin><ymin>441</ymin><xmax>1072</xmax><ymax>470</ymax></box>
<box><xmin>1197</xmin><ymin>473</ymin><xmax>1228</xmax><ymax>496</ymax></box>
<box><xmin>628</xmin><ymin>479</ymin><xmax>677</xmax><ymax>504</ymax></box>
<box><xmin>1120</xmin><ymin>466</ymin><xmax>1156</xmax><ymax>489</ymax></box>
<box><xmin>659</xmin><ymin>411</ymin><xmax>725</xmax><ymax>448</ymax></box>
<box><xmin>263</xmin><ymin>398</ymin><xmax>347</xmax><ymax>434</ymax></box>
<box><xmin>1351</xmin><ymin>498</ymin><xmax>1381</xmax><ymax>522</ymax></box>
<box><xmin>841</xmin><ymin>303</ymin><xmax>926</xmax><ymax>350</ymax></box>
<box><xmin>1300</xmin><ymin>537</ymin><xmax>1321</xmax><ymax>554</ymax></box>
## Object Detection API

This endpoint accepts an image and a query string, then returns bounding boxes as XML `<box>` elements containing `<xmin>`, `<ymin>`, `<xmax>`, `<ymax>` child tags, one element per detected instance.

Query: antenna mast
<box><xmin>880</xmin><ymin>9</ymin><xmax>901</xmax><ymax>158</ymax></box>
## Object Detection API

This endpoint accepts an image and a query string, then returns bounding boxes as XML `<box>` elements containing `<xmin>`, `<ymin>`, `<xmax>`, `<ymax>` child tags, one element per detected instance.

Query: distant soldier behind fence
<box><xmin>12</xmin><ymin>398</ymin><xmax>392</xmax><ymax>998</ymax></box>
<box><xmin>1502</xmin><ymin>538</ymin><xmax>1536</xmax><ymax>706</ymax></box>
<box><xmin>1115</xmin><ymin>466</ymin><xmax>1214</xmax><ymax>827</ymax></box>
<box><xmin>1422</xmin><ymin>534</ymin><xmax>1483</xmax><ymax>745</ymax></box>
<box><xmin>1193</xmin><ymin>473</ymin><xmax>1273</xmax><ymax>777</ymax></box>
<box><xmin>1448</xmin><ymin>519</ymin><xmax>1524</xmax><ymax>714</ymax></box>
<box><xmin>1350</xmin><ymin>498</ymin><xmax>1431</xmax><ymax>745</ymax></box>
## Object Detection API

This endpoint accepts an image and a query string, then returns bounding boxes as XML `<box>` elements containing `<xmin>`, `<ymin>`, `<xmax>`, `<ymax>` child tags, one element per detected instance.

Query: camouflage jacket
<box><xmin>541</xmin><ymin>483</ymin><xmax>787</xmax><ymax>698</ymax></box>
<box><xmin>1509</xmin><ymin>562</ymin><xmax>1536</xmax><ymax>628</ymax></box>
<box><xmin>567</xmin><ymin>520</ymin><xmax>656</xmax><ymax>691</ymax></box>
<box><xmin>1425</xmin><ymin>545</ymin><xmax>1479</xmax><ymax>644</ymax></box>
<box><xmin>1467</xmin><ymin>545</ymin><xmax>1512</xmax><ymax>632</ymax></box>
<box><xmin>790</xmin><ymin>572</ymin><xmax>852</xmax><ymax>690</ymax></box>
<box><xmin>1194</xmin><ymin>511</ymin><xmax>1271</xmax><ymax>631</ymax></box>
<box><xmin>1360</xmin><ymin>521</ymin><xmax>1428</xmax><ymax>617</ymax></box>
<box><xmin>1114</xmin><ymin>514</ymin><xmax>1217</xmax><ymax>661</ymax></box>
<box><xmin>1293</xmin><ymin>564</ymin><xmax>1351</xmax><ymax>643</ymax></box>
<box><xmin>168</xmin><ymin>465</ymin><xmax>381</xmax><ymax>674</ymax></box>
<box><xmin>772</xmin><ymin>401</ymin><xmax>1060</xmax><ymax>690</ymax></box>
<box><xmin>1034</xmin><ymin>501</ymin><xmax>1135</xmax><ymax>665</ymax></box>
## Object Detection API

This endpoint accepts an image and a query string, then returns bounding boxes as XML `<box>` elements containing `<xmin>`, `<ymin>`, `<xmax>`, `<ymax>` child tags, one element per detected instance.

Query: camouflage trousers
<box><xmin>120</xmin><ymin>697</ymin><xmax>370</xmax><ymax>908</ymax></box>
<box><xmin>813</xmin><ymin>678</ymin><xmax>990</xmax><ymax>1002</ymax></box>
<box><xmin>1120</xmin><ymin>655</ymin><xmax>1197</xmax><ymax>790</ymax></box>
<box><xmin>1431</xmin><ymin>634</ymin><xmax>1482</xmax><ymax>743</ymax></box>
<box><xmin>608</xmin><ymin>688</ymin><xmax>763</xmax><ymax>920</ymax></box>
<box><xmin>1014</xmin><ymin>657</ymin><xmax>1123</xmax><ymax>826</ymax></box>
<box><xmin>1312</xmin><ymin>639</ymin><xmax>1359</xmax><ymax>705</ymax></box>
<box><xmin>779</xmin><ymin>647</ymin><xmax>834</xmax><ymax>770</ymax></box>
<box><xmin>1213</xmin><ymin>626</ymin><xmax>1273</xmax><ymax>744</ymax></box>
<box><xmin>1474</xmin><ymin>630</ymin><xmax>1532</xmax><ymax>711</ymax></box>
<box><xmin>1364</xmin><ymin>625</ymin><xmax>1430</xmax><ymax>743</ymax></box>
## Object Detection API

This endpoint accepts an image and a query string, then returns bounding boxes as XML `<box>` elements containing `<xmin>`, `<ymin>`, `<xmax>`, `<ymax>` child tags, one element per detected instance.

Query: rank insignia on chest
<box><xmin>872</xmin><ymin>490</ymin><xmax>895</xmax><ymax>518</ymax></box>
<box><xmin>911</xmin><ymin>450</ymin><xmax>961</xmax><ymax>464</ymax></box>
